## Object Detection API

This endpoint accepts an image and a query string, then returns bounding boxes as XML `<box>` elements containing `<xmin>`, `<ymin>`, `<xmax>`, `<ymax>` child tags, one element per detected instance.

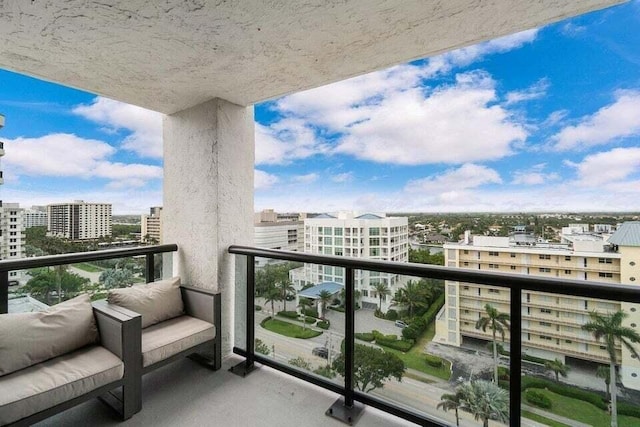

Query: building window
<box><xmin>565</xmin><ymin>256</ymin><xmax>572</xmax><ymax>261</ymax></box>
<box><xmin>598</xmin><ymin>258</ymin><xmax>613</xmax><ymax>264</ymax></box>
<box><xmin>540</xmin><ymin>308</ymin><xmax>552</xmax><ymax>314</ymax></box>
<box><xmin>565</xmin><ymin>340</ymin><xmax>572</xmax><ymax>344</ymax></box>
<box><xmin>510</xmin><ymin>266</ymin><xmax>516</xmax><ymax>270</ymax></box>
<box><xmin>510</xmin><ymin>253</ymin><xmax>516</xmax><ymax>258</ymax></box>
<box><xmin>599</xmin><ymin>272</ymin><xmax>613</xmax><ymax>278</ymax></box>
<box><xmin>463</xmin><ymin>250</ymin><xmax>469</xmax><ymax>254</ymax></box>
<box><xmin>463</xmin><ymin>262</ymin><xmax>469</xmax><ymax>266</ymax></box>
<box><xmin>463</xmin><ymin>286</ymin><xmax>469</xmax><ymax>290</ymax></box>
<box><xmin>539</xmin><ymin>254</ymin><xmax>551</xmax><ymax>260</ymax></box>
<box><xmin>489</xmin><ymin>251</ymin><xmax>499</xmax><ymax>256</ymax></box>
<box><xmin>539</xmin><ymin>268</ymin><xmax>551</xmax><ymax>273</ymax></box>
<box><xmin>564</xmin><ymin>270</ymin><xmax>572</xmax><ymax>274</ymax></box>
<box><xmin>540</xmin><ymin>322</ymin><xmax>552</xmax><ymax>327</ymax></box>
<box><xmin>540</xmin><ymin>335</ymin><xmax>552</xmax><ymax>341</ymax></box>
<box><xmin>488</xmin><ymin>264</ymin><xmax>499</xmax><ymax>269</ymax></box>
<box><xmin>369</xmin><ymin>228</ymin><xmax>380</xmax><ymax>236</ymax></box>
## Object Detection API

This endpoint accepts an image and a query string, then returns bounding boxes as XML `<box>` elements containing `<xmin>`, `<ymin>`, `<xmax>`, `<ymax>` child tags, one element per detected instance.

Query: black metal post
<box><xmin>0</xmin><ymin>270</ymin><xmax>7</xmax><ymax>314</ymax></box>
<box><xmin>327</xmin><ymin>267</ymin><xmax>364</xmax><ymax>425</ymax></box>
<box><xmin>145</xmin><ymin>253</ymin><xmax>155</xmax><ymax>283</ymax></box>
<box><xmin>510</xmin><ymin>287</ymin><xmax>522</xmax><ymax>426</ymax></box>
<box><xmin>230</xmin><ymin>254</ymin><xmax>258</xmax><ymax>377</ymax></box>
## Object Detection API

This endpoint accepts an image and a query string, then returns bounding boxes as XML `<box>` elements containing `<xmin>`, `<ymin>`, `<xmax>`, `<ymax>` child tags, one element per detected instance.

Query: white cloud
<box><xmin>561</xmin><ymin>23</ymin><xmax>587</xmax><ymax>37</ymax></box>
<box><xmin>552</xmin><ymin>90</ymin><xmax>640</xmax><ymax>150</ymax></box>
<box><xmin>335</xmin><ymin>71</ymin><xmax>527</xmax><ymax>164</ymax></box>
<box><xmin>4</xmin><ymin>133</ymin><xmax>162</xmax><ymax>187</ymax></box>
<box><xmin>567</xmin><ymin>147</ymin><xmax>640</xmax><ymax>186</ymax></box>
<box><xmin>292</xmin><ymin>173</ymin><xmax>319</xmax><ymax>184</ymax></box>
<box><xmin>405</xmin><ymin>164</ymin><xmax>502</xmax><ymax>193</ymax></box>
<box><xmin>254</xmin><ymin>169</ymin><xmax>279</xmax><ymax>189</ymax></box>
<box><xmin>332</xmin><ymin>172</ymin><xmax>354</xmax><ymax>183</ymax></box>
<box><xmin>255</xmin><ymin>120</ymin><xmax>327</xmax><ymax>165</ymax></box>
<box><xmin>505</xmin><ymin>79</ymin><xmax>549</xmax><ymax>105</ymax></box>
<box><xmin>73</xmin><ymin>97</ymin><xmax>164</xmax><ymax>158</ymax></box>
<box><xmin>512</xmin><ymin>164</ymin><xmax>560</xmax><ymax>185</ymax></box>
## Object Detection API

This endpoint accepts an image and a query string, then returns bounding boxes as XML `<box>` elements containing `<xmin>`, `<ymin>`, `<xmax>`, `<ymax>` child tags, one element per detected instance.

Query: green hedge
<box><xmin>303</xmin><ymin>308</ymin><xmax>318</xmax><ymax>318</ymax></box>
<box><xmin>329</xmin><ymin>306</ymin><xmax>345</xmax><ymax>312</ymax></box>
<box><xmin>278</xmin><ymin>310</ymin><xmax>299</xmax><ymax>319</ymax></box>
<box><xmin>422</xmin><ymin>293</ymin><xmax>445</xmax><ymax>324</ymax></box>
<box><xmin>619</xmin><ymin>402</ymin><xmax>640</xmax><ymax>418</ymax></box>
<box><xmin>425</xmin><ymin>354</ymin><xmax>444</xmax><ymax>368</ymax></box>
<box><xmin>522</xmin><ymin>377</ymin><xmax>607</xmax><ymax>410</ymax></box>
<box><xmin>255</xmin><ymin>305</ymin><xmax>262</xmax><ymax>311</ymax></box>
<box><xmin>372</xmin><ymin>330</ymin><xmax>414</xmax><ymax>352</ymax></box>
<box><xmin>526</xmin><ymin>390</ymin><xmax>552</xmax><ymax>409</ymax></box>
<box><xmin>302</xmin><ymin>316</ymin><xmax>317</xmax><ymax>324</ymax></box>
<box><xmin>355</xmin><ymin>332</ymin><xmax>374</xmax><ymax>342</ymax></box>
<box><xmin>317</xmin><ymin>320</ymin><xmax>330</xmax><ymax>329</ymax></box>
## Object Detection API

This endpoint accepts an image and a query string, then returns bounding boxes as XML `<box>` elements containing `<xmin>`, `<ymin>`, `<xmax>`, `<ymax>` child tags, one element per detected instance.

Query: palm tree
<box><xmin>458</xmin><ymin>380</ymin><xmax>509</xmax><ymax>427</ymax></box>
<box><xmin>317</xmin><ymin>290</ymin><xmax>333</xmax><ymax>319</ymax></box>
<box><xmin>582</xmin><ymin>310</ymin><xmax>640</xmax><ymax>427</ymax></box>
<box><xmin>392</xmin><ymin>280</ymin><xmax>430</xmax><ymax>317</ymax></box>
<box><xmin>596</xmin><ymin>365</ymin><xmax>621</xmax><ymax>402</ymax></box>
<box><xmin>298</xmin><ymin>298</ymin><xmax>313</xmax><ymax>329</ymax></box>
<box><xmin>372</xmin><ymin>282</ymin><xmax>390</xmax><ymax>312</ymax></box>
<box><xmin>437</xmin><ymin>392</ymin><xmax>463</xmax><ymax>426</ymax></box>
<box><xmin>263</xmin><ymin>284</ymin><xmax>282</xmax><ymax>319</ymax></box>
<box><xmin>277</xmin><ymin>279</ymin><xmax>296</xmax><ymax>311</ymax></box>
<box><xmin>475</xmin><ymin>303</ymin><xmax>510</xmax><ymax>384</ymax></box>
<box><xmin>545</xmin><ymin>358</ymin><xmax>570</xmax><ymax>382</ymax></box>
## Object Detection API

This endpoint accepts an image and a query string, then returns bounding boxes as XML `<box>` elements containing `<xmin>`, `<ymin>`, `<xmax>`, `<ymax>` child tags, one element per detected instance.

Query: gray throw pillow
<box><xmin>0</xmin><ymin>294</ymin><xmax>99</xmax><ymax>376</ymax></box>
<box><xmin>108</xmin><ymin>277</ymin><xmax>184</xmax><ymax>328</ymax></box>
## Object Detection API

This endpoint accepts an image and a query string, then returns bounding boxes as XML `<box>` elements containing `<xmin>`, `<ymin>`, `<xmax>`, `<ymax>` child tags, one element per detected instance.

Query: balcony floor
<box><xmin>35</xmin><ymin>355</ymin><xmax>412</xmax><ymax>427</ymax></box>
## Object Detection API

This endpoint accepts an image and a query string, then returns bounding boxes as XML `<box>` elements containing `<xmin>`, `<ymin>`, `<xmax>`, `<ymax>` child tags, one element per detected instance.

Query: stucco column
<box><xmin>163</xmin><ymin>98</ymin><xmax>254</xmax><ymax>356</ymax></box>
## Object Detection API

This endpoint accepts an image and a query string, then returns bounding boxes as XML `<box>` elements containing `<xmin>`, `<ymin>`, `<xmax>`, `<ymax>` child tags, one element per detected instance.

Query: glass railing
<box><xmin>1</xmin><ymin>244</ymin><xmax>177</xmax><ymax>314</ymax></box>
<box><xmin>230</xmin><ymin>245</ymin><xmax>640</xmax><ymax>427</ymax></box>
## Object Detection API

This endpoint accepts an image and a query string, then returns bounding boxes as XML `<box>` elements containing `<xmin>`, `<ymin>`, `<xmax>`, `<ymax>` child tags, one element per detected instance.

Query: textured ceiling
<box><xmin>0</xmin><ymin>0</ymin><xmax>623</xmax><ymax>113</ymax></box>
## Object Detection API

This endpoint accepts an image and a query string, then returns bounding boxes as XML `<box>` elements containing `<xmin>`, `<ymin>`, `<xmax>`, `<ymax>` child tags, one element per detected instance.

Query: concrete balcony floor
<box><xmin>35</xmin><ymin>355</ymin><xmax>412</xmax><ymax>427</ymax></box>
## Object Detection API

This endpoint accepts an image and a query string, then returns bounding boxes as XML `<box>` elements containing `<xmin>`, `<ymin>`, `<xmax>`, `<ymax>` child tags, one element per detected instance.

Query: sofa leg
<box><xmin>121</xmin><ymin>375</ymin><xmax>142</xmax><ymax>419</ymax></box>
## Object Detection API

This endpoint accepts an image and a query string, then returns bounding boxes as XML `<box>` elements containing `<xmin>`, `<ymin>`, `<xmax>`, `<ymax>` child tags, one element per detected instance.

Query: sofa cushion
<box><xmin>141</xmin><ymin>315</ymin><xmax>215</xmax><ymax>368</ymax></box>
<box><xmin>108</xmin><ymin>277</ymin><xmax>184</xmax><ymax>328</ymax></box>
<box><xmin>0</xmin><ymin>294</ymin><xmax>99</xmax><ymax>376</ymax></box>
<box><xmin>0</xmin><ymin>345</ymin><xmax>123</xmax><ymax>425</ymax></box>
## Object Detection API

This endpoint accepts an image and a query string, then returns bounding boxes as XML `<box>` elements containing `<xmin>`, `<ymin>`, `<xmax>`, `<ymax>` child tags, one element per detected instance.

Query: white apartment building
<box><xmin>254</xmin><ymin>209</ymin><xmax>304</xmax><ymax>267</ymax></box>
<box><xmin>0</xmin><ymin>203</ymin><xmax>25</xmax><ymax>284</ymax></box>
<box><xmin>24</xmin><ymin>208</ymin><xmax>48</xmax><ymax>229</ymax></box>
<box><xmin>290</xmin><ymin>212</ymin><xmax>409</xmax><ymax>311</ymax></box>
<box><xmin>47</xmin><ymin>201</ymin><xmax>112</xmax><ymax>240</ymax></box>
<box><xmin>141</xmin><ymin>206</ymin><xmax>163</xmax><ymax>243</ymax></box>
<box><xmin>436</xmin><ymin>223</ymin><xmax>640</xmax><ymax>390</ymax></box>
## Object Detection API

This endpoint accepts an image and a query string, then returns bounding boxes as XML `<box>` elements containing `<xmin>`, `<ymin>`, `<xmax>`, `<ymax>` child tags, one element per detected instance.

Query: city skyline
<box><xmin>0</xmin><ymin>1</ymin><xmax>639</xmax><ymax>214</ymax></box>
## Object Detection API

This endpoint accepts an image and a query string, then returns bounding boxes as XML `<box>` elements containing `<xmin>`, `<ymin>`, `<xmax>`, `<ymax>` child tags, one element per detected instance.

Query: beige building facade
<box><xmin>141</xmin><ymin>207</ymin><xmax>163</xmax><ymax>244</ymax></box>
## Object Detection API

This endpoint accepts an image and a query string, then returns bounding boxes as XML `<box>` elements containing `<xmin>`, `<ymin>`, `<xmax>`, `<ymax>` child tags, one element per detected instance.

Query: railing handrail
<box><xmin>0</xmin><ymin>244</ymin><xmax>178</xmax><ymax>272</ymax></box>
<box><xmin>228</xmin><ymin>245</ymin><xmax>640</xmax><ymax>303</ymax></box>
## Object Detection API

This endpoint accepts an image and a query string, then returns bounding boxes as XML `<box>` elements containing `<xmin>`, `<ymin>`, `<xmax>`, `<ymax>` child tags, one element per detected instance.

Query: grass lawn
<box><xmin>261</xmin><ymin>318</ymin><xmax>322</xmax><ymax>339</ymax></box>
<box><xmin>74</xmin><ymin>262</ymin><xmax>104</xmax><ymax>273</ymax></box>
<box><xmin>531</xmin><ymin>388</ymin><xmax>640</xmax><ymax>427</ymax></box>
<box><xmin>522</xmin><ymin>410</ymin><xmax>569</xmax><ymax>427</ymax></box>
<box><xmin>382</xmin><ymin>322</ymin><xmax>452</xmax><ymax>381</ymax></box>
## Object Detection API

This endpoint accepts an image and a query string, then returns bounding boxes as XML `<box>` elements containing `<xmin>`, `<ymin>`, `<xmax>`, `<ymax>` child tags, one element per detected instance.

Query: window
<box><xmin>565</xmin><ymin>340</ymin><xmax>572</xmax><ymax>344</ymax></box>
<box><xmin>488</xmin><ymin>251</ymin><xmax>499</xmax><ymax>256</ymax></box>
<box><xmin>510</xmin><ymin>253</ymin><xmax>516</xmax><ymax>258</ymax></box>
<box><xmin>463</xmin><ymin>286</ymin><xmax>469</xmax><ymax>290</ymax></box>
<box><xmin>369</xmin><ymin>238</ymin><xmax>380</xmax><ymax>246</ymax></box>
<box><xmin>334</xmin><ymin>227</ymin><xmax>343</xmax><ymax>236</ymax></box>
<box><xmin>540</xmin><ymin>335</ymin><xmax>552</xmax><ymax>341</ymax></box>
<box><xmin>488</xmin><ymin>289</ymin><xmax>500</xmax><ymax>294</ymax></box>
<box><xmin>488</xmin><ymin>264</ymin><xmax>499</xmax><ymax>269</ymax></box>
<box><xmin>598</xmin><ymin>258</ymin><xmax>612</xmax><ymax>264</ymax></box>
<box><xmin>539</xmin><ymin>268</ymin><xmax>551</xmax><ymax>273</ymax></box>
<box><xmin>369</xmin><ymin>227</ymin><xmax>380</xmax><ymax>236</ymax></box>
<box><xmin>463</xmin><ymin>250</ymin><xmax>469</xmax><ymax>254</ymax></box>
<box><xmin>599</xmin><ymin>272</ymin><xmax>613</xmax><ymax>278</ymax></box>
<box><xmin>510</xmin><ymin>266</ymin><xmax>516</xmax><ymax>270</ymax></box>
<box><xmin>540</xmin><ymin>308</ymin><xmax>552</xmax><ymax>314</ymax></box>
<box><xmin>540</xmin><ymin>322</ymin><xmax>552</xmax><ymax>327</ymax></box>
<box><xmin>539</xmin><ymin>254</ymin><xmax>551</xmax><ymax>260</ymax></box>
<box><xmin>564</xmin><ymin>270</ymin><xmax>572</xmax><ymax>274</ymax></box>
<box><xmin>463</xmin><ymin>262</ymin><xmax>469</xmax><ymax>266</ymax></box>
<box><xmin>369</xmin><ymin>248</ymin><xmax>380</xmax><ymax>256</ymax></box>
<box><xmin>565</xmin><ymin>256</ymin><xmax>572</xmax><ymax>261</ymax></box>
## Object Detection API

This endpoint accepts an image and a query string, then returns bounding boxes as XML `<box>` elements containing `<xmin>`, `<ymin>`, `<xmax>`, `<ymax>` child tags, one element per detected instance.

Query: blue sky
<box><xmin>1</xmin><ymin>1</ymin><xmax>640</xmax><ymax>214</ymax></box>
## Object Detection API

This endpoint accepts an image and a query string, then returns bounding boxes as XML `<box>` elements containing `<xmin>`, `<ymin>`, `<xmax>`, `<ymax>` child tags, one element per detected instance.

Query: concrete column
<box><xmin>163</xmin><ymin>98</ymin><xmax>254</xmax><ymax>356</ymax></box>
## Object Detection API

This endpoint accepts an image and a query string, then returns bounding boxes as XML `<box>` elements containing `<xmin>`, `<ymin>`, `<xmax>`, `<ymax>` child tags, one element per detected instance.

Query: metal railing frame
<box><xmin>0</xmin><ymin>244</ymin><xmax>178</xmax><ymax>314</ymax></box>
<box><xmin>229</xmin><ymin>245</ymin><xmax>640</xmax><ymax>427</ymax></box>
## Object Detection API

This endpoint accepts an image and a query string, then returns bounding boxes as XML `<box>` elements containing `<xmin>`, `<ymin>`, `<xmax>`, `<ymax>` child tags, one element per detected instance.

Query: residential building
<box><xmin>47</xmin><ymin>201</ymin><xmax>112</xmax><ymax>240</ymax></box>
<box><xmin>436</xmin><ymin>222</ymin><xmax>640</xmax><ymax>390</ymax></box>
<box><xmin>0</xmin><ymin>203</ymin><xmax>25</xmax><ymax>284</ymax></box>
<box><xmin>290</xmin><ymin>212</ymin><xmax>409</xmax><ymax>311</ymax></box>
<box><xmin>24</xmin><ymin>208</ymin><xmax>48</xmax><ymax>228</ymax></box>
<box><xmin>141</xmin><ymin>206</ymin><xmax>163</xmax><ymax>243</ymax></box>
<box><xmin>0</xmin><ymin>113</ymin><xmax>4</xmax><ymax>185</ymax></box>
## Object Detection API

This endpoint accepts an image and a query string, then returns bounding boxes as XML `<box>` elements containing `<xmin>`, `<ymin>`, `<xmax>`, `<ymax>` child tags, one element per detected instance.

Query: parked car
<box><xmin>312</xmin><ymin>347</ymin><xmax>328</xmax><ymax>359</ymax></box>
<box><xmin>394</xmin><ymin>320</ymin><xmax>408</xmax><ymax>328</ymax></box>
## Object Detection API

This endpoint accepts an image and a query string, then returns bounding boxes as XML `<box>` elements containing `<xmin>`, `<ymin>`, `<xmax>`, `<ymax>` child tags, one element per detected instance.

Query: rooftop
<box><xmin>608</xmin><ymin>221</ymin><xmax>640</xmax><ymax>247</ymax></box>
<box><xmin>298</xmin><ymin>281</ymin><xmax>344</xmax><ymax>300</ymax></box>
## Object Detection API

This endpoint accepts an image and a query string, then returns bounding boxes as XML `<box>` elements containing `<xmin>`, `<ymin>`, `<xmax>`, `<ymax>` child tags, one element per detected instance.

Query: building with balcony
<box><xmin>0</xmin><ymin>203</ymin><xmax>25</xmax><ymax>284</ymax></box>
<box><xmin>290</xmin><ymin>212</ymin><xmax>409</xmax><ymax>311</ymax></box>
<box><xmin>47</xmin><ymin>201</ymin><xmax>112</xmax><ymax>240</ymax></box>
<box><xmin>24</xmin><ymin>207</ymin><xmax>48</xmax><ymax>229</ymax></box>
<box><xmin>141</xmin><ymin>206</ymin><xmax>163</xmax><ymax>244</ymax></box>
<box><xmin>437</xmin><ymin>222</ymin><xmax>640</xmax><ymax>390</ymax></box>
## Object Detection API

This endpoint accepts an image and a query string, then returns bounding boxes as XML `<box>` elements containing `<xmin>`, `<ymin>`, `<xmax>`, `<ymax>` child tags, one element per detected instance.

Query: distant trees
<box><xmin>317</xmin><ymin>290</ymin><xmax>333</xmax><ymax>318</ymax></box>
<box><xmin>437</xmin><ymin>391</ymin><xmax>464</xmax><ymax>426</ymax></box>
<box><xmin>277</xmin><ymin>279</ymin><xmax>295</xmax><ymax>311</ymax></box>
<box><xmin>23</xmin><ymin>267</ymin><xmax>89</xmax><ymax>305</ymax></box>
<box><xmin>372</xmin><ymin>282</ymin><xmax>390</xmax><ymax>312</ymax></box>
<box><xmin>255</xmin><ymin>262</ymin><xmax>301</xmax><ymax>297</ymax></box>
<box><xmin>475</xmin><ymin>304</ymin><xmax>510</xmax><ymax>384</ymax></box>
<box><xmin>545</xmin><ymin>358</ymin><xmax>570</xmax><ymax>382</ymax></box>
<box><xmin>333</xmin><ymin>343</ymin><xmax>404</xmax><ymax>393</ymax></box>
<box><xmin>298</xmin><ymin>298</ymin><xmax>314</xmax><ymax>329</ymax></box>
<box><xmin>457</xmin><ymin>380</ymin><xmax>509</xmax><ymax>427</ymax></box>
<box><xmin>392</xmin><ymin>279</ymin><xmax>443</xmax><ymax>318</ymax></box>
<box><xmin>99</xmin><ymin>268</ymin><xmax>134</xmax><ymax>289</ymax></box>
<box><xmin>409</xmin><ymin>248</ymin><xmax>444</xmax><ymax>265</ymax></box>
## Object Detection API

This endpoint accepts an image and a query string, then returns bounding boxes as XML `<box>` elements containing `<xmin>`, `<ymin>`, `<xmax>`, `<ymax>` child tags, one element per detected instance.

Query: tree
<box><xmin>317</xmin><ymin>290</ymin><xmax>333</xmax><ymax>319</ymax></box>
<box><xmin>458</xmin><ymin>380</ymin><xmax>509</xmax><ymax>427</ymax></box>
<box><xmin>263</xmin><ymin>284</ymin><xmax>282</xmax><ymax>319</ymax></box>
<box><xmin>372</xmin><ymin>282</ymin><xmax>390</xmax><ymax>312</ymax></box>
<box><xmin>437</xmin><ymin>392</ymin><xmax>463</xmax><ymax>426</ymax></box>
<box><xmin>277</xmin><ymin>279</ymin><xmax>296</xmax><ymax>312</ymax></box>
<box><xmin>24</xmin><ymin>268</ymin><xmax>89</xmax><ymax>305</ymax></box>
<box><xmin>99</xmin><ymin>268</ymin><xmax>134</xmax><ymax>289</ymax></box>
<box><xmin>545</xmin><ymin>358</ymin><xmax>570</xmax><ymax>382</ymax></box>
<box><xmin>582</xmin><ymin>310</ymin><xmax>640</xmax><ymax>427</ymax></box>
<box><xmin>298</xmin><ymin>298</ymin><xmax>313</xmax><ymax>329</ymax></box>
<box><xmin>596</xmin><ymin>365</ymin><xmax>620</xmax><ymax>402</ymax></box>
<box><xmin>392</xmin><ymin>280</ymin><xmax>430</xmax><ymax>317</ymax></box>
<box><xmin>475</xmin><ymin>303</ymin><xmax>510</xmax><ymax>384</ymax></box>
<box><xmin>332</xmin><ymin>343</ymin><xmax>405</xmax><ymax>393</ymax></box>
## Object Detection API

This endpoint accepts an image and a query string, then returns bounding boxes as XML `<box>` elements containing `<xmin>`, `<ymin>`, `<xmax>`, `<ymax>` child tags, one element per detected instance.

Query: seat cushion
<box><xmin>0</xmin><ymin>294</ymin><xmax>99</xmax><ymax>376</ymax></box>
<box><xmin>141</xmin><ymin>316</ymin><xmax>215</xmax><ymax>368</ymax></box>
<box><xmin>108</xmin><ymin>276</ymin><xmax>184</xmax><ymax>328</ymax></box>
<box><xmin>0</xmin><ymin>345</ymin><xmax>123</xmax><ymax>425</ymax></box>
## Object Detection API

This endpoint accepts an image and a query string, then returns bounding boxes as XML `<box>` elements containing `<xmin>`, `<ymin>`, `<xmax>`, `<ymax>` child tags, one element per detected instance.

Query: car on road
<box><xmin>394</xmin><ymin>320</ymin><xmax>408</xmax><ymax>328</ymax></box>
<box><xmin>312</xmin><ymin>347</ymin><xmax>328</xmax><ymax>359</ymax></box>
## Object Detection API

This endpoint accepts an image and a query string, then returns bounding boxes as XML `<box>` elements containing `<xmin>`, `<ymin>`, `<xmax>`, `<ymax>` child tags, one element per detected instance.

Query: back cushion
<box><xmin>0</xmin><ymin>294</ymin><xmax>99</xmax><ymax>376</ymax></box>
<box><xmin>108</xmin><ymin>277</ymin><xmax>184</xmax><ymax>328</ymax></box>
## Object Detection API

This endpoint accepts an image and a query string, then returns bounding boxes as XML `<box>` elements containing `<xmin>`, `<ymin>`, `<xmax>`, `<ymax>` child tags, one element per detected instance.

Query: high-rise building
<box><xmin>290</xmin><ymin>212</ymin><xmax>409</xmax><ymax>311</ymax></box>
<box><xmin>47</xmin><ymin>201</ymin><xmax>112</xmax><ymax>240</ymax></box>
<box><xmin>141</xmin><ymin>206</ymin><xmax>163</xmax><ymax>243</ymax></box>
<box><xmin>436</xmin><ymin>223</ymin><xmax>640</xmax><ymax>390</ymax></box>
<box><xmin>24</xmin><ymin>207</ymin><xmax>48</xmax><ymax>229</ymax></box>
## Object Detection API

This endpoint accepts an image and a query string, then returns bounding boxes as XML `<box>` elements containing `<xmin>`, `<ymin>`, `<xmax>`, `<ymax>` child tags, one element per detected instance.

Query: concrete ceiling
<box><xmin>0</xmin><ymin>1</ymin><xmax>623</xmax><ymax>114</ymax></box>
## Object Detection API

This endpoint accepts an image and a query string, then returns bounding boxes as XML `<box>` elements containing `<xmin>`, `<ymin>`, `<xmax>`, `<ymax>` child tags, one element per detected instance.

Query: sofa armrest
<box><xmin>93</xmin><ymin>301</ymin><xmax>142</xmax><ymax>361</ymax></box>
<box><xmin>180</xmin><ymin>285</ymin><xmax>220</xmax><ymax>326</ymax></box>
